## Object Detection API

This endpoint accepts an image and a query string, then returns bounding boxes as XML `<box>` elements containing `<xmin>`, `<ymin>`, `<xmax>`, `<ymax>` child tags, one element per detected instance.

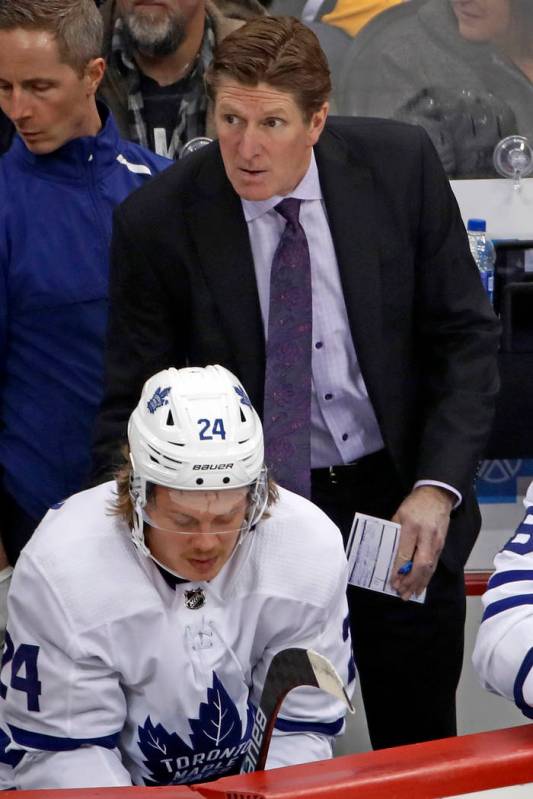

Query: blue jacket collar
<box><xmin>11</xmin><ymin>103</ymin><xmax>121</xmax><ymax>182</ymax></box>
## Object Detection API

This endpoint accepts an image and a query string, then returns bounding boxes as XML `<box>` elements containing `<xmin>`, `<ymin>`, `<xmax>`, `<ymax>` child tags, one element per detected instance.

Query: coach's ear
<box><xmin>307</xmin><ymin>101</ymin><xmax>329</xmax><ymax>146</ymax></box>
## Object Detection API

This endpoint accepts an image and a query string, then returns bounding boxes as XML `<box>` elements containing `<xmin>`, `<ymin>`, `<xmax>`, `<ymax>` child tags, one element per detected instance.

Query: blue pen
<box><xmin>398</xmin><ymin>560</ymin><xmax>413</xmax><ymax>575</ymax></box>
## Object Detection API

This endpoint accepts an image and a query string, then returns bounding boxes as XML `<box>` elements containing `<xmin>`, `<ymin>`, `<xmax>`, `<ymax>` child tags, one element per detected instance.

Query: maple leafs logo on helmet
<box><xmin>234</xmin><ymin>385</ymin><xmax>252</xmax><ymax>408</ymax></box>
<box><xmin>146</xmin><ymin>386</ymin><xmax>171</xmax><ymax>415</ymax></box>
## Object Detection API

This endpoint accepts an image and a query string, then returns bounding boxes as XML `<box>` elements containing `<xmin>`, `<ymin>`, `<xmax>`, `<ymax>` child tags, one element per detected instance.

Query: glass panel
<box><xmin>309</xmin><ymin>0</ymin><xmax>533</xmax><ymax>179</ymax></box>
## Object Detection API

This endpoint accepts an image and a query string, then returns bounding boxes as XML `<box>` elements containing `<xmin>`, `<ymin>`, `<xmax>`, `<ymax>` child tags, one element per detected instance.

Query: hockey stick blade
<box><xmin>240</xmin><ymin>647</ymin><xmax>354</xmax><ymax>774</ymax></box>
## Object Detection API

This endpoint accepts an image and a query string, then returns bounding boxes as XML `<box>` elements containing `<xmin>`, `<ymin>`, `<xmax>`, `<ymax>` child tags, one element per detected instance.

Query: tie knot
<box><xmin>275</xmin><ymin>197</ymin><xmax>302</xmax><ymax>228</ymax></box>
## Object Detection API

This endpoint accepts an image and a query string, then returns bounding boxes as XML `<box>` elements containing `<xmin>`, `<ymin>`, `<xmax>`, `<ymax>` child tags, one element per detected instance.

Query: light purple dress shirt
<box><xmin>242</xmin><ymin>152</ymin><xmax>461</xmax><ymax>504</ymax></box>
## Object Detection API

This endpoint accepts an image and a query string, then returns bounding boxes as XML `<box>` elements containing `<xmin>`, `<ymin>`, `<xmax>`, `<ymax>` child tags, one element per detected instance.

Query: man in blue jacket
<box><xmin>0</xmin><ymin>0</ymin><xmax>169</xmax><ymax>587</ymax></box>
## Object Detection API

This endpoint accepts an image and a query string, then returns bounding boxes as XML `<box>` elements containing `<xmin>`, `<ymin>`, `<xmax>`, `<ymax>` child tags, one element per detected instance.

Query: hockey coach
<box><xmin>0</xmin><ymin>365</ymin><xmax>354</xmax><ymax>789</ymax></box>
<box><xmin>92</xmin><ymin>15</ymin><xmax>500</xmax><ymax>749</ymax></box>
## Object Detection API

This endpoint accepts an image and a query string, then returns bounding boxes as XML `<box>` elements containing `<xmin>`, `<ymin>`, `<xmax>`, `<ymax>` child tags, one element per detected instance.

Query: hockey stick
<box><xmin>240</xmin><ymin>648</ymin><xmax>355</xmax><ymax>774</ymax></box>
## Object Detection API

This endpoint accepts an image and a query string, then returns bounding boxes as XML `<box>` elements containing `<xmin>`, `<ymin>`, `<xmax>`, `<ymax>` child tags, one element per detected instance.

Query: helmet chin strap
<box><xmin>129</xmin><ymin>466</ymin><xmax>270</xmax><ymax>582</ymax></box>
<box><xmin>240</xmin><ymin>465</ymin><xmax>269</xmax><ymax>541</ymax></box>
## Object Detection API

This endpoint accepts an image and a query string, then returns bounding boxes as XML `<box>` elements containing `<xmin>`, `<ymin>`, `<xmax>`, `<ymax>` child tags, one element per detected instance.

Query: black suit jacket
<box><xmin>93</xmin><ymin>117</ymin><xmax>500</xmax><ymax>569</ymax></box>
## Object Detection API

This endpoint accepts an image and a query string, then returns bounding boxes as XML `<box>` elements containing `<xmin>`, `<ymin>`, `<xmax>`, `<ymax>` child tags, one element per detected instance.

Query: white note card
<box><xmin>346</xmin><ymin>513</ymin><xmax>426</xmax><ymax>604</ymax></box>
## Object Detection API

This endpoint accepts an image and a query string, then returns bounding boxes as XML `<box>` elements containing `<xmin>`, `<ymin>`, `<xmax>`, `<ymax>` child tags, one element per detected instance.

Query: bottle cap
<box><xmin>467</xmin><ymin>218</ymin><xmax>486</xmax><ymax>232</ymax></box>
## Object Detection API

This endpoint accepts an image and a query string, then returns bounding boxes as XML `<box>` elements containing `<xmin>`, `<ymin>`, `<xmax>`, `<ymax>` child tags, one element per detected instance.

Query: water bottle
<box><xmin>467</xmin><ymin>218</ymin><xmax>495</xmax><ymax>304</ymax></box>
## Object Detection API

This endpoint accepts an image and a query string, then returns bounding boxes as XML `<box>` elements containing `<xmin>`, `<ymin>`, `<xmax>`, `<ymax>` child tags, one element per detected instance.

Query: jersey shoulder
<box><xmin>17</xmin><ymin>482</ymin><xmax>161</xmax><ymax>634</ymax></box>
<box><xmin>236</xmin><ymin>488</ymin><xmax>347</xmax><ymax>609</ymax></box>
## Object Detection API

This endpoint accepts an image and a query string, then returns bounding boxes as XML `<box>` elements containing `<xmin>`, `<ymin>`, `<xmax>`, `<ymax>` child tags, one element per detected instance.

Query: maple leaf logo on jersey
<box><xmin>147</xmin><ymin>386</ymin><xmax>171</xmax><ymax>415</ymax></box>
<box><xmin>0</xmin><ymin>728</ymin><xmax>24</xmax><ymax>769</ymax></box>
<box><xmin>234</xmin><ymin>385</ymin><xmax>252</xmax><ymax>408</ymax></box>
<box><xmin>137</xmin><ymin>672</ymin><xmax>254</xmax><ymax>786</ymax></box>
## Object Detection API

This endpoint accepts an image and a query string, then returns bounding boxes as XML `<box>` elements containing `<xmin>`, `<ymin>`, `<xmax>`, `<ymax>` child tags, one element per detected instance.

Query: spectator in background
<box><xmin>269</xmin><ymin>0</ymin><xmax>357</xmax><ymax>109</ymax></box>
<box><xmin>338</xmin><ymin>0</ymin><xmax>533</xmax><ymax>177</ymax></box>
<box><xmin>269</xmin><ymin>0</ymin><xmax>318</xmax><ymax>15</ymax></box>
<box><xmin>0</xmin><ymin>0</ymin><xmax>169</xmax><ymax>591</ymax></box>
<box><xmin>268</xmin><ymin>0</ymin><xmax>401</xmax><ymax>33</ymax></box>
<box><xmin>322</xmin><ymin>0</ymin><xmax>402</xmax><ymax>37</ymax></box>
<box><xmin>217</xmin><ymin>0</ymin><xmax>271</xmax><ymax>18</ymax></box>
<box><xmin>98</xmin><ymin>0</ymin><xmax>264</xmax><ymax>159</ymax></box>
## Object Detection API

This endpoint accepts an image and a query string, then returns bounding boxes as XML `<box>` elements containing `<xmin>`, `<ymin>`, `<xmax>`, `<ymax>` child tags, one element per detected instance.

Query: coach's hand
<box><xmin>389</xmin><ymin>486</ymin><xmax>454</xmax><ymax>601</ymax></box>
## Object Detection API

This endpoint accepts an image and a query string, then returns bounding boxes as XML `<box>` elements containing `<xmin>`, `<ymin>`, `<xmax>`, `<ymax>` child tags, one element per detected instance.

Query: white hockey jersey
<box><xmin>473</xmin><ymin>480</ymin><xmax>533</xmax><ymax>718</ymax></box>
<box><xmin>0</xmin><ymin>482</ymin><xmax>354</xmax><ymax>789</ymax></box>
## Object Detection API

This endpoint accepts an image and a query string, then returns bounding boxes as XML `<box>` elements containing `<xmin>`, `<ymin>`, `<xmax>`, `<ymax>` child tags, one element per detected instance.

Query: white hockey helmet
<box><xmin>127</xmin><ymin>365</ymin><xmax>268</xmax><ymax>568</ymax></box>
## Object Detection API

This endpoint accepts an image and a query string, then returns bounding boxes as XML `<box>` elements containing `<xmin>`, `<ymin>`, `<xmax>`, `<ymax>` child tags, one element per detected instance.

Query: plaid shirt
<box><xmin>110</xmin><ymin>14</ymin><xmax>216</xmax><ymax>157</ymax></box>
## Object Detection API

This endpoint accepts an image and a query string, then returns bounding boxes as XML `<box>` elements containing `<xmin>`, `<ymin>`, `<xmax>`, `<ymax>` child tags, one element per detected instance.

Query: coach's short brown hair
<box><xmin>205</xmin><ymin>16</ymin><xmax>331</xmax><ymax>121</ymax></box>
<box><xmin>0</xmin><ymin>0</ymin><xmax>103</xmax><ymax>73</ymax></box>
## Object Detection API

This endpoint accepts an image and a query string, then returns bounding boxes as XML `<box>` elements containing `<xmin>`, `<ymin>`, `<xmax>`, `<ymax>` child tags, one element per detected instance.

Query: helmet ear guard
<box><xmin>127</xmin><ymin>365</ymin><xmax>268</xmax><ymax>574</ymax></box>
<box><xmin>241</xmin><ymin>464</ymin><xmax>269</xmax><ymax>543</ymax></box>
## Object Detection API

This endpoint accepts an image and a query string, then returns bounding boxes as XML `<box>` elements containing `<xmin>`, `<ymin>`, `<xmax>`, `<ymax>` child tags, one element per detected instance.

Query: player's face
<box><xmin>451</xmin><ymin>0</ymin><xmax>512</xmax><ymax>42</ymax></box>
<box><xmin>145</xmin><ymin>486</ymin><xmax>249</xmax><ymax>581</ymax></box>
<box><xmin>0</xmin><ymin>28</ymin><xmax>103</xmax><ymax>155</ymax></box>
<box><xmin>214</xmin><ymin>79</ymin><xmax>329</xmax><ymax>201</ymax></box>
<box><xmin>117</xmin><ymin>0</ymin><xmax>203</xmax><ymax>55</ymax></box>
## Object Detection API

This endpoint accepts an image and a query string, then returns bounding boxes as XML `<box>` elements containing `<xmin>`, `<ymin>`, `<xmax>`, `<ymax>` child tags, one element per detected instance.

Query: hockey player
<box><xmin>0</xmin><ymin>365</ymin><xmax>354</xmax><ymax>789</ymax></box>
<box><xmin>473</xmin><ymin>480</ymin><xmax>533</xmax><ymax>717</ymax></box>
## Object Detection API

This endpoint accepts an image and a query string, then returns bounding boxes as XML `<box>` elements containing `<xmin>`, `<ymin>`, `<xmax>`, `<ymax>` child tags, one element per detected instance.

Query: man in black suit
<box><xmin>92</xmin><ymin>16</ymin><xmax>500</xmax><ymax>750</ymax></box>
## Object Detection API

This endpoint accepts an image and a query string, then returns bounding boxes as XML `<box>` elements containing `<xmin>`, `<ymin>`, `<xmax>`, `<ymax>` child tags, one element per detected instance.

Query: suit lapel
<box><xmin>315</xmin><ymin>126</ymin><xmax>385</xmax><ymax>419</ymax></box>
<box><xmin>184</xmin><ymin>148</ymin><xmax>266</xmax><ymax>406</ymax></box>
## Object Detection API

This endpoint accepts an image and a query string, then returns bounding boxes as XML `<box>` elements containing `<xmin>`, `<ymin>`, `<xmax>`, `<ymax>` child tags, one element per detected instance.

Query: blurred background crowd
<box><xmin>1</xmin><ymin>0</ymin><xmax>532</xmax><ymax>178</ymax></box>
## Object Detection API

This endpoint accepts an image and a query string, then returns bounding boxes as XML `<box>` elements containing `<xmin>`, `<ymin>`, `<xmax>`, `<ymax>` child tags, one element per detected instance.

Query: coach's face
<box><xmin>214</xmin><ymin>79</ymin><xmax>328</xmax><ymax>201</ymax></box>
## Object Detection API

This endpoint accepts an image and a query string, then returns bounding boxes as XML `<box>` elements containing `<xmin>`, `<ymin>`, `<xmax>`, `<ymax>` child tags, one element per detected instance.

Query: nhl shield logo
<box><xmin>184</xmin><ymin>588</ymin><xmax>206</xmax><ymax>610</ymax></box>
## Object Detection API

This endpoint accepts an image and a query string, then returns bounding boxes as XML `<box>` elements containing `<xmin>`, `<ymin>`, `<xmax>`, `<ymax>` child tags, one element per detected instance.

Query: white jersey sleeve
<box><xmin>473</xmin><ymin>481</ymin><xmax>533</xmax><ymax>717</ymax></box>
<box><xmin>0</xmin><ymin>548</ymin><xmax>132</xmax><ymax>789</ymax></box>
<box><xmin>264</xmin><ymin>562</ymin><xmax>353</xmax><ymax>770</ymax></box>
<box><xmin>247</xmin><ymin>495</ymin><xmax>355</xmax><ymax>769</ymax></box>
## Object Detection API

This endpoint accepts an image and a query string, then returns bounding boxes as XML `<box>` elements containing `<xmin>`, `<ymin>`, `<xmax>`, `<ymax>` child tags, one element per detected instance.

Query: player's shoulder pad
<box><xmin>17</xmin><ymin>482</ymin><xmax>161</xmax><ymax>633</ymax></box>
<box><xmin>239</xmin><ymin>487</ymin><xmax>347</xmax><ymax>608</ymax></box>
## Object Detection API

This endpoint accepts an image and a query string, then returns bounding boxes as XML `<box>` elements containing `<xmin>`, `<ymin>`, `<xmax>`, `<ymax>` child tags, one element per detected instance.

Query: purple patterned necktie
<box><xmin>263</xmin><ymin>198</ymin><xmax>312</xmax><ymax>498</ymax></box>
